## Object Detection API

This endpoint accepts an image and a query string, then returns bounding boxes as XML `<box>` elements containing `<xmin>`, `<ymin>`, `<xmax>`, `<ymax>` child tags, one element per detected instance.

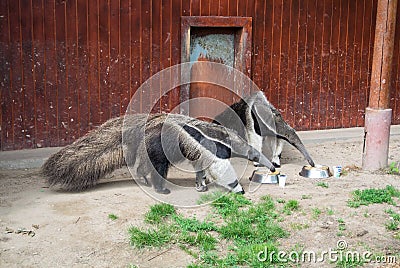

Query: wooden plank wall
<box><xmin>0</xmin><ymin>0</ymin><xmax>399</xmax><ymax>150</ymax></box>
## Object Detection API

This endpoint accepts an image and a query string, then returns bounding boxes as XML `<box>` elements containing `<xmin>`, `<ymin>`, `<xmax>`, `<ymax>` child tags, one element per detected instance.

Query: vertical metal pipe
<box><xmin>363</xmin><ymin>0</ymin><xmax>398</xmax><ymax>170</ymax></box>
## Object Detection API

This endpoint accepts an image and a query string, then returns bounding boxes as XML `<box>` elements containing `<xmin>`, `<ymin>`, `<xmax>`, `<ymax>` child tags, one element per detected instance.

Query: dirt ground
<box><xmin>1</xmin><ymin>128</ymin><xmax>400</xmax><ymax>268</ymax></box>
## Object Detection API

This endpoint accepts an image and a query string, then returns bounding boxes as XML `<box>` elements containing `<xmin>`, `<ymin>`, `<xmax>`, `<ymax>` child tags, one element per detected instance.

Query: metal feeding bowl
<box><xmin>299</xmin><ymin>164</ymin><xmax>332</xmax><ymax>179</ymax></box>
<box><xmin>250</xmin><ymin>169</ymin><xmax>280</xmax><ymax>184</ymax></box>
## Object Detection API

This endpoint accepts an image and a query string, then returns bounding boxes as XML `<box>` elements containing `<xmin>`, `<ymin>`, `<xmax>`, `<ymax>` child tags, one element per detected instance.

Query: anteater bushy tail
<box><xmin>42</xmin><ymin>117</ymin><xmax>126</xmax><ymax>191</ymax></box>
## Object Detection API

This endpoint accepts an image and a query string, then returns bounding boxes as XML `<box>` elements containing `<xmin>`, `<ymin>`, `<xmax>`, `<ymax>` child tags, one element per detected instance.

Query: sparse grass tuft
<box><xmin>172</xmin><ymin>215</ymin><xmax>217</xmax><ymax>232</ymax></box>
<box><xmin>317</xmin><ymin>181</ymin><xmax>329</xmax><ymax>188</ymax></box>
<box><xmin>108</xmin><ymin>214</ymin><xmax>118</xmax><ymax>220</ymax></box>
<box><xmin>337</xmin><ymin>218</ymin><xmax>346</xmax><ymax>231</ymax></box>
<box><xmin>387</xmin><ymin>162</ymin><xmax>400</xmax><ymax>175</ymax></box>
<box><xmin>276</xmin><ymin>198</ymin><xmax>286</xmax><ymax>203</ymax></box>
<box><xmin>283</xmin><ymin>200</ymin><xmax>300</xmax><ymax>215</ymax></box>
<box><xmin>210</xmin><ymin>192</ymin><xmax>252</xmax><ymax>217</ymax></box>
<box><xmin>128</xmin><ymin>225</ymin><xmax>174</xmax><ymax>248</ymax></box>
<box><xmin>312</xmin><ymin>208</ymin><xmax>322</xmax><ymax>219</ymax></box>
<box><xmin>144</xmin><ymin>203</ymin><xmax>176</xmax><ymax>224</ymax></box>
<box><xmin>179</xmin><ymin>231</ymin><xmax>217</xmax><ymax>251</ymax></box>
<box><xmin>385</xmin><ymin>208</ymin><xmax>400</xmax><ymax>231</ymax></box>
<box><xmin>196</xmin><ymin>190</ymin><xmax>225</xmax><ymax>205</ymax></box>
<box><xmin>327</xmin><ymin>208</ymin><xmax>335</xmax><ymax>215</ymax></box>
<box><xmin>290</xmin><ymin>222</ymin><xmax>310</xmax><ymax>230</ymax></box>
<box><xmin>385</xmin><ymin>220</ymin><xmax>399</xmax><ymax>231</ymax></box>
<box><xmin>347</xmin><ymin>185</ymin><xmax>400</xmax><ymax>208</ymax></box>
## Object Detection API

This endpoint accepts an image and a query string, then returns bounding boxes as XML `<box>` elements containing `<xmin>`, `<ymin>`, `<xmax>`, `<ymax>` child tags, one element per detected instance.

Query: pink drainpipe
<box><xmin>362</xmin><ymin>0</ymin><xmax>398</xmax><ymax>170</ymax></box>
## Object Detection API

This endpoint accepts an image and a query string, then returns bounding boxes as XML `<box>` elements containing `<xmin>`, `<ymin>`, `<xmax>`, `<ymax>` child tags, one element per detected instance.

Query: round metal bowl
<box><xmin>250</xmin><ymin>170</ymin><xmax>280</xmax><ymax>184</ymax></box>
<box><xmin>299</xmin><ymin>164</ymin><xmax>332</xmax><ymax>179</ymax></box>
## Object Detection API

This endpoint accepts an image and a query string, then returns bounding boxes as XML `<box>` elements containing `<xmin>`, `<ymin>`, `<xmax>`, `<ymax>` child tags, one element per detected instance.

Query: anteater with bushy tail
<box><xmin>42</xmin><ymin>113</ymin><xmax>275</xmax><ymax>193</ymax></box>
<box><xmin>42</xmin><ymin>116</ymin><xmax>128</xmax><ymax>191</ymax></box>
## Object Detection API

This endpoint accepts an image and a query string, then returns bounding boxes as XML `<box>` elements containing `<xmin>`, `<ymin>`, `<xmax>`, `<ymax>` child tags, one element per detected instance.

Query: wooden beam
<box><xmin>369</xmin><ymin>0</ymin><xmax>398</xmax><ymax>109</ymax></box>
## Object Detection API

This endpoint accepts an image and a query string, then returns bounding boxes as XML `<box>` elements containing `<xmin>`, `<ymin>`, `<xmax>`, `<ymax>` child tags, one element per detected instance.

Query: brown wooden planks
<box><xmin>279</xmin><ymin>0</ymin><xmax>290</xmax><ymax>122</ymax></box>
<box><xmin>358</xmin><ymin>0</ymin><xmax>372</xmax><ymax>126</ymax></box>
<box><xmin>320</xmin><ymin>0</ymin><xmax>332</xmax><ymax>129</ymax></box>
<box><xmin>0</xmin><ymin>0</ymin><xmax>11</xmax><ymax>150</ymax></box>
<box><xmin>98</xmin><ymin>0</ymin><xmax>110</xmax><ymax>121</ymax></box>
<box><xmin>286</xmin><ymin>0</ymin><xmax>299</xmax><ymax>128</ymax></box>
<box><xmin>140</xmin><ymin>0</ymin><xmax>151</xmax><ymax>113</ymax></box>
<box><xmin>228</xmin><ymin>0</ymin><xmax>238</xmax><ymax>16</ymax></box>
<box><xmin>11</xmin><ymin>0</ymin><xmax>24</xmax><ymax>149</ymax></box>
<box><xmin>160</xmin><ymin>0</ymin><xmax>172</xmax><ymax>112</ymax></box>
<box><xmin>109</xmin><ymin>0</ymin><xmax>120</xmax><ymax>117</ymax></box>
<box><xmin>87</xmin><ymin>0</ymin><xmax>100</xmax><ymax>129</ymax></box>
<box><xmin>32</xmin><ymin>0</ymin><xmax>47</xmax><ymax>147</ymax></box>
<box><xmin>344</xmin><ymin>0</ymin><xmax>356</xmax><ymax>128</ymax></box>
<box><xmin>270</xmin><ymin>0</ymin><xmax>283</xmax><ymax>109</ymax></box>
<box><xmin>66</xmin><ymin>0</ymin><xmax>79</xmax><ymax>141</ymax></box>
<box><xmin>20</xmin><ymin>0</ymin><xmax>34</xmax><ymax>148</ymax></box>
<box><xmin>120</xmin><ymin>0</ymin><xmax>131</xmax><ymax>114</ymax></box>
<box><xmin>76</xmin><ymin>0</ymin><xmax>89</xmax><ymax>137</ymax></box>
<box><xmin>169</xmin><ymin>0</ymin><xmax>181</xmax><ymax>110</ymax></box>
<box><xmin>130</xmin><ymin>0</ymin><xmax>140</xmax><ymax>102</ymax></box>
<box><xmin>2</xmin><ymin>0</ymin><xmax>400</xmax><ymax>150</ymax></box>
<box><xmin>151</xmin><ymin>0</ymin><xmax>161</xmax><ymax>113</ymax></box>
<box><xmin>55</xmin><ymin>0</ymin><xmax>69</xmax><ymax>145</ymax></box>
<box><xmin>310</xmin><ymin>0</ymin><xmax>322</xmax><ymax>129</ymax></box>
<box><xmin>262</xmin><ymin>0</ymin><xmax>274</xmax><ymax>101</ymax></box>
<box><xmin>251</xmin><ymin>0</ymin><xmax>265</xmax><ymax>91</ymax></box>
<box><xmin>351</xmin><ymin>0</ymin><xmax>363</xmax><ymax>127</ymax></box>
<box><xmin>191</xmin><ymin>0</ymin><xmax>200</xmax><ymax>16</ymax></box>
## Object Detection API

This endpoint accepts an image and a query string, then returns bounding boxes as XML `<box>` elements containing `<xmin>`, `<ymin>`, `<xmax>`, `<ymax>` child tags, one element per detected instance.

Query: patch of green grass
<box><xmin>196</xmin><ymin>190</ymin><xmax>225</xmax><ymax>205</ymax></box>
<box><xmin>347</xmin><ymin>185</ymin><xmax>400</xmax><ymax>208</ymax></box>
<box><xmin>363</xmin><ymin>210</ymin><xmax>370</xmax><ymax>218</ymax></box>
<box><xmin>179</xmin><ymin>231</ymin><xmax>217</xmax><ymax>251</ymax></box>
<box><xmin>338</xmin><ymin>218</ymin><xmax>346</xmax><ymax>231</ymax></box>
<box><xmin>316</xmin><ymin>181</ymin><xmax>329</xmax><ymax>188</ymax></box>
<box><xmin>301</xmin><ymin>194</ymin><xmax>312</xmax><ymax>200</ymax></box>
<box><xmin>290</xmin><ymin>222</ymin><xmax>310</xmax><ymax>230</ymax></box>
<box><xmin>388</xmin><ymin>162</ymin><xmax>400</xmax><ymax>175</ymax></box>
<box><xmin>283</xmin><ymin>199</ymin><xmax>300</xmax><ymax>215</ymax></box>
<box><xmin>385</xmin><ymin>208</ymin><xmax>400</xmax><ymax>231</ymax></box>
<box><xmin>108</xmin><ymin>213</ymin><xmax>118</xmax><ymax>220</ymax></box>
<box><xmin>385</xmin><ymin>220</ymin><xmax>399</xmax><ymax>231</ymax></box>
<box><xmin>144</xmin><ymin>203</ymin><xmax>176</xmax><ymax>224</ymax></box>
<box><xmin>210</xmin><ymin>193</ymin><xmax>252</xmax><ymax>217</ymax></box>
<box><xmin>385</xmin><ymin>208</ymin><xmax>400</xmax><ymax>221</ymax></box>
<box><xmin>172</xmin><ymin>215</ymin><xmax>217</xmax><ymax>232</ymax></box>
<box><xmin>327</xmin><ymin>208</ymin><xmax>335</xmax><ymax>215</ymax></box>
<box><xmin>129</xmin><ymin>194</ymin><xmax>290</xmax><ymax>267</ymax></box>
<box><xmin>218</xmin><ymin>196</ymin><xmax>285</xmax><ymax>245</ymax></box>
<box><xmin>276</xmin><ymin>198</ymin><xmax>286</xmax><ymax>203</ymax></box>
<box><xmin>312</xmin><ymin>208</ymin><xmax>322</xmax><ymax>219</ymax></box>
<box><xmin>128</xmin><ymin>225</ymin><xmax>174</xmax><ymax>248</ymax></box>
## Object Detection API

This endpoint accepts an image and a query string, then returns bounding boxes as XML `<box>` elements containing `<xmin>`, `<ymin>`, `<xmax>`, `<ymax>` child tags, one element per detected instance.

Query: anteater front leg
<box><xmin>195</xmin><ymin>170</ymin><xmax>208</xmax><ymax>192</ymax></box>
<box><xmin>151</xmin><ymin>161</ymin><xmax>171</xmax><ymax>194</ymax></box>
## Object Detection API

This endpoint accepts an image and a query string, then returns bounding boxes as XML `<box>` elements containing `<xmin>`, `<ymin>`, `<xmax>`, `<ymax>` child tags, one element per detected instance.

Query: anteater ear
<box><xmin>252</xmin><ymin>103</ymin><xmax>277</xmax><ymax>137</ymax></box>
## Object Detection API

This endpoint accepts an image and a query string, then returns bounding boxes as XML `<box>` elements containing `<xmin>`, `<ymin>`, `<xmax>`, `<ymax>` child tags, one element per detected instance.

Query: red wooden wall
<box><xmin>0</xmin><ymin>0</ymin><xmax>399</xmax><ymax>150</ymax></box>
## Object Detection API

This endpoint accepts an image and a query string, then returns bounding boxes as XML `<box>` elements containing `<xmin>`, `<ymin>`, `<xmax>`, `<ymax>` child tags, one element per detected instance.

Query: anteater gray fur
<box><xmin>42</xmin><ymin>113</ymin><xmax>274</xmax><ymax>193</ymax></box>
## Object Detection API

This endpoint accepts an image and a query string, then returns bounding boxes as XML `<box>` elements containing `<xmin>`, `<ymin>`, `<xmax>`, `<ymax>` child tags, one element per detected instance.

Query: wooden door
<box><xmin>189</xmin><ymin>27</ymin><xmax>236</xmax><ymax>121</ymax></box>
<box><xmin>181</xmin><ymin>17</ymin><xmax>252</xmax><ymax>120</ymax></box>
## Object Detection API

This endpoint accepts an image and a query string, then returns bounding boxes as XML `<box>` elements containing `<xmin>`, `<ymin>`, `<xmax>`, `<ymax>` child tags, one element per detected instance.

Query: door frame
<box><xmin>180</xmin><ymin>16</ymin><xmax>252</xmax><ymax>115</ymax></box>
